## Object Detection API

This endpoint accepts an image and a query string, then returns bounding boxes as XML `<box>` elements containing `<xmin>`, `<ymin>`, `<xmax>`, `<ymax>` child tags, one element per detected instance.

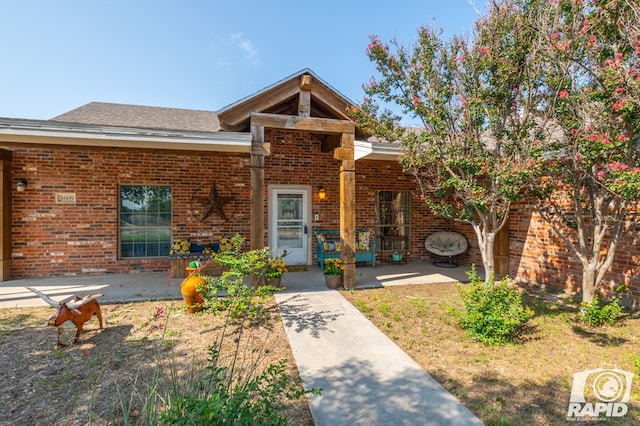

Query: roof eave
<box><xmin>0</xmin><ymin>118</ymin><xmax>251</xmax><ymax>153</ymax></box>
<box><xmin>217</xmin><ymin>68</ymin><xmax>355</xmax><ymax>115</ymax></box>
<box><xmin>354</xmin><ymin>140</ymin><xmax>401</xmax><ymax>161</ymax></box>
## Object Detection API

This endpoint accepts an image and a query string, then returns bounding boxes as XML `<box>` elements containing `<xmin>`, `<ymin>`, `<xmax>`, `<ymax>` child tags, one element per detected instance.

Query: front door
<box><xmin>269</xmin><ymin>187</ymin><xmax>310</xmax><ymax>264</ymax></box>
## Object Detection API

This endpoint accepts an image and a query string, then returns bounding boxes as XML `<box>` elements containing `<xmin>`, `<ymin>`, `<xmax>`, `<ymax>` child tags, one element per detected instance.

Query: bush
<box><xmin>115</xmin><ymin>234</ymin><xmax>320</xmax><ymax>424</ymax></box>
<box><xmin>198</xmin><ymin>235</ymin><xmax>282</xmax><ymax>321</ymax></box>
<box><xmin>457</xmin><ymin>267</ymin><xmax>533</xmax><ymax>345</ymax></box>
<box><xmin>160</xmin><ymin>347</ymin><xmax>320</xmax><ymax>425</ymax></box>
<box><xmin>580</xmin><ymin>295</ymin><xmax>624</xmax><ymax>327</ymax></box>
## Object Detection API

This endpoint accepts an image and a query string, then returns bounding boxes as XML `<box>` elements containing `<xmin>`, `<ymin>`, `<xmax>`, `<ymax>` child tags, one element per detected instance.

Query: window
<box><xmin>119</xmin><ymin>185</ymin><xmax>172</xmax><ymax>258</ymax></box>
<box><xmin>376</xmin><ymin>191</ymin><xmax>410</xmax><ymax>254</ymax></box>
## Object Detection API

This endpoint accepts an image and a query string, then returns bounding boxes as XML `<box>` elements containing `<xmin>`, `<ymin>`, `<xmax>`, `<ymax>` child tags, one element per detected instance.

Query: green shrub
<box><xmin>110</xmin><ymin>233</ymin><xmax>320</xmax><ymax>424</ymax></box>
<box><xmin>457</xmin><ymin>267</ymin><xmax>533</xmax><ymax>345</ymax></box>
<box><xmin>580</xmin><ymin>295</ymin><xmax>624</xmax><ymax>327</ymax></box>
<box><xmin>198</xmin><ymin>235</ymin><xmax>282</xmax><ymax>321</ymax></box>
<box><xmin>160</xmin><ymin>347</ymin><xmax>319</xmax><ymax>425</ymax></box>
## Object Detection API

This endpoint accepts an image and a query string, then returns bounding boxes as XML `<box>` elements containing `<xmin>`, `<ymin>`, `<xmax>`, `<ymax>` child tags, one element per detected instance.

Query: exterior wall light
<box><xmin>318</xmin><ymin>185</ymin><xmax>326</xmax><ymax>201</ymax></box>
<box><xmin>16</xmin><ymin>179</ymin><xmax>28</xmax><ymax>192</ymax></box>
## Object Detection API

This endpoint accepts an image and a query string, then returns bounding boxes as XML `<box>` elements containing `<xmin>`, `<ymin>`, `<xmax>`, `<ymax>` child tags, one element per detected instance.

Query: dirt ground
<box><xmin>341</xmin><ymin>283</ymin><xmax>640</xmax><ymax>425</ymax></box>
<box><xmin>0</xmin><ymin>299</ymin><xmax>313</xmax><ymax>426</ymax></box>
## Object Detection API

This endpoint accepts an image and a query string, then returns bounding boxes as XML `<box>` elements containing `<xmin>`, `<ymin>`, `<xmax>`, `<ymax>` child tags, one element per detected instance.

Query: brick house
<box><xmin>0</xmin><ymin>69</ymin><xmax>637</xmax><ymax>306</ymax></box>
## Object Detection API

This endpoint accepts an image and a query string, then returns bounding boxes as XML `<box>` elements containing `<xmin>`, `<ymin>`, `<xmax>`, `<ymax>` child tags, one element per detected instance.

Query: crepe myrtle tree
<box><xmin>349</xmin><ymin>0</ymin><xmax>542</xmax><ymax>281</ymax></box>
<box><xmin>526</xmin><ymin>0</ymin><xmax>640</xmax><ymax>304</ymax></box>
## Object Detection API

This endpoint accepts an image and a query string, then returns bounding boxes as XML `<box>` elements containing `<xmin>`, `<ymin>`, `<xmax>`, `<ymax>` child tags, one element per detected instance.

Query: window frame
<box><xmin>118</xmin><ymin>184</ymin><xmax>172</xmax><ymax>259</ymax></box>
<box><xmin>375</xmin><ymin>190</ymin><xmax>411</xmax><ymax>255</ymax></box>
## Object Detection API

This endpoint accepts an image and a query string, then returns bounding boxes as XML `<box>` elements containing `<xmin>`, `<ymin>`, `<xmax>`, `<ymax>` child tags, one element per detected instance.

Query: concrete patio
<box><xmin>0</xmin><ymin>261</ymin><xmax>480</xmax><ymax>308</ymax></box>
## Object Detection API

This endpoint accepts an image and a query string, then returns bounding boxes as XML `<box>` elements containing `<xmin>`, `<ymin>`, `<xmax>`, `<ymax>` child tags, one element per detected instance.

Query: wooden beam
<box><xmin>251</xmin><ymin>142</ymin><xmax>271</xmax><ymax>156</ymax></box>
<box><xmin>250</xmin><ymin>125</ymin><xmax>266</xmax><ymax>255</ymax></box>
<box><xmin>298</xmin><ymin>75</ymin><xmax>311</xmax><ymax>117</ymax></box>
<box><xmin>494</xmin><ymin>222</ymin><xmax>510</xmax><ymax>279</ymax></box>
<box><xmin>309</xmin><ymin>81</ymin><xmax>352</xmax><ymax>120</ymax></box>
<box><xmin>300</xmin><ymin>74</ymin><xmax>312</xmax><ymax>91</ymax></box>
<box><xmin>219</xmin><ymin>79</ymin><xmax>300</xmax><ymax>131</ymax></box>
<box><xmin>339</xmin><ymin>133</ymin><xmax>356</xmax><ymax>288</ymax></box>
<box><xmin>333</xmin><ymin>147</ymin><xmax>352</xmax><ymax>161</ymax></box>
<box><xmin>251</xmin><ymin>112</ymin><xmax>354</xmax><ymax>135</ymax></box>
<box><xmin>0</xmin><ymin>150</ymin><xmax>12</xmax><ymax>280</ymax></box>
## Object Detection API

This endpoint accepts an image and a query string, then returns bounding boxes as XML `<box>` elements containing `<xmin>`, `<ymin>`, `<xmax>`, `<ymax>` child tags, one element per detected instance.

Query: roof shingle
<box><xmin>51</xmin><ymin>102</ymin><xmax>220</xmax><ymax>132</ymax></box>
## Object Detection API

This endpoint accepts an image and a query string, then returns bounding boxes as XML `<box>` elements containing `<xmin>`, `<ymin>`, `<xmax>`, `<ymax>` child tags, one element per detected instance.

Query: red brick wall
<box><xmin>510</xmin><ymin>198</ymin><xmax>640</xmax><ymax>308</ymax></box>
<box><xmin>15</xmin><ymin>128</ymin><xmax>637</xmax><ymax>306</ymax></box>
<box><xmin>263</xmin><ymin>130</ymin><xmax>466</xmax><ymax>262</ymax></box>
<box><xmin>10</xmin><ymin>145</ymin><xmax>252</xmax><ymax>278</ymax></box>
<box><xmin>354</xmin><ymin>159</ymin><xmax>478</xmax><ymax>264</ymax></box>
<box><xmin>265</xmin><ymin>129</ymin><xmax>338</xmax><ymax>237</ymax></box>
<box><xmin>7</xmin><ymin>130</ymin><xmax>474</xmax><ymax>278</ymax></box>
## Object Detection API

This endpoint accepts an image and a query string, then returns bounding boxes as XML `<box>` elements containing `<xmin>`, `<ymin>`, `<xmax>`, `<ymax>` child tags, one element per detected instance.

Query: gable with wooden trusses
<box><xmin>218</xmin><ymin>68</ymin><xmax>365</xmax><ymax>153</ymax></box>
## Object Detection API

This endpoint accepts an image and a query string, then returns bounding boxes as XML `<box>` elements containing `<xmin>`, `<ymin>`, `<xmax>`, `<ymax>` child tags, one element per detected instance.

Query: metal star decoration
<box><xmin>193</xmin><ymin>182</ymin><xmax>235</xmax><ymax>222</ymax></box>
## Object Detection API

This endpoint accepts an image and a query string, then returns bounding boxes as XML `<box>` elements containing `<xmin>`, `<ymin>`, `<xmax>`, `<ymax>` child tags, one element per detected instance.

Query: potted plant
<box><xmin>181</xmin><ymin>260</ymin><xmax>207</xmax><ymax>313</ymax></box>
<box><xmin>323</xmin><ymin>258</ymin><xmax>343</xmax><ymax>289</ymax></box>
<box><xmin>264</xmin><ymin>258</ymin><xmax>287</xmax><ymax>287</ymax></box>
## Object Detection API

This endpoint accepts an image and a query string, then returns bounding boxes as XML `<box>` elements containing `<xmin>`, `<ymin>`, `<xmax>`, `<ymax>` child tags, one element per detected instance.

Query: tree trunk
<box><xmin>581</xmin><ymin>266</ymin><xmax>597</xmax><ymax>304</ymax></box>
<box><xmin>474</xmin><ymin>226</ymin><xmax>495</xmax><ymax>283</ymax></box>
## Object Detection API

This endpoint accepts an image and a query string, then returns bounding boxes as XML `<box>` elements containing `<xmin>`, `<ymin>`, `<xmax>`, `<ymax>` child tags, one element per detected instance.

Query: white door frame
<box><xmin>268</xmin><ymin>185</ymin><xmax>312</xmax><ymax>265</ymax></box>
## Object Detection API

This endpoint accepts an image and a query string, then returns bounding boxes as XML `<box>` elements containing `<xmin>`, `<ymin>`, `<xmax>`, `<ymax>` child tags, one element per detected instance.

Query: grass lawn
<box><xmin>341</xmin><ymin>282</ymin><xmax>640</xmax><ymax>425</ymax></box>
<box><xmin>0</xmin><ymin>298</ymin><xmax>313</xmax><ymax>425</ymax></box>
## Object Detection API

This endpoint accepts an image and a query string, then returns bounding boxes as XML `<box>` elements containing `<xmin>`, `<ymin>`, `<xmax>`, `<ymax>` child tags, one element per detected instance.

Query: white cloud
<box><xmin>211</xmin><ymin>33</ymin><xmax>260</xmax><ymax>67</ymax></box>
<box><xmin>231</xmin><ymin>33</ymin><xmax>259</xmax><ymax>64</ymax></box>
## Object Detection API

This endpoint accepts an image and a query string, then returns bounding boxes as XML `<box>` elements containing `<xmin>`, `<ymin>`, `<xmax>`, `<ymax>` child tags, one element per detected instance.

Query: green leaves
<box><xmin>351</xmin><ymin>1</ymin><xmax>537</xmax><ymax>232</ymax></box>
<box><xmin>456</xmin><ymin>267</ymin><xmax>534</xmax><ymax>345</ymax></box>
<box><xmin>580</xmin><ymin>295</ymin><xmax>624</xmax><ymax>327</ymax></box>
<box><xmin>160</xmin><ymin>347</ymin><xmax>320</xmax><ymax>425</ymax></box>
<box><xmin>199</xmin><ymin>235</ymin><xmax>283</xmax><ymax>320</ymax></box>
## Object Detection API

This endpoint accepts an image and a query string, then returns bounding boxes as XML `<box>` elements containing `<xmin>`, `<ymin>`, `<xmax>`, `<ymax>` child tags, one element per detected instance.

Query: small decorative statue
<box><xmin>26</xmin><ymin>286</ymin><xmax>104</xmax><ymax>345</ymax></box>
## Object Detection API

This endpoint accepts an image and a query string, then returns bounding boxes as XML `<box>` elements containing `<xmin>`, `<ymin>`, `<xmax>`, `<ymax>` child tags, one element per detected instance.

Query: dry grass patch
<box><xmin>0</xmin><ymin>299</ymin><xmax>313</xmax><ymax>426</ymax></box>
<box><xmin>341</xmin><ymin>283</ymin><xmax>640</xmax><ymax>425</ymax></box>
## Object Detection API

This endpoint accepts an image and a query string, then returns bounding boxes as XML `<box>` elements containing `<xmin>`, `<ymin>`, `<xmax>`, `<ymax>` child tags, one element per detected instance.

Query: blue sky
<box><xmin>0</xmin><ymin>1</ymin><xmax>484</xmax><ymax>120</ymax></box>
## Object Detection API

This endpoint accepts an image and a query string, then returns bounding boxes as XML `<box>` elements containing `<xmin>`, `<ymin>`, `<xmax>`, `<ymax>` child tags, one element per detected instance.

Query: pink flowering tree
<box><xmin>349</xmin><ymin>0</ymin><xmax>541</xmax><ymax>281</ymax></box>
<box><xmin>527</xmin><ymin>0</ymin><xmax>640</xmax><ymax>304</ymax></box>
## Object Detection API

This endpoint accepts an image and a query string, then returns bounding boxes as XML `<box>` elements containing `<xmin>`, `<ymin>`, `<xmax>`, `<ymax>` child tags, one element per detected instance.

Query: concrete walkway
<box><xmin>0</xmin><ymin>262</ymin><xmax>484</xmax><ymax>425</ymax></box>
<box><xmin>275</xmin><ymin>264</ymin><xmax>483</xmax><ymax>426</ymax></box>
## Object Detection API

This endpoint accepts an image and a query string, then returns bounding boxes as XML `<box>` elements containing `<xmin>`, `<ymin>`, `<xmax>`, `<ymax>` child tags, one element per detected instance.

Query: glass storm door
<box><xmin>271</xmin><ymin>189</ymin><xmax>308</xmax><ymax>264</ymax></box>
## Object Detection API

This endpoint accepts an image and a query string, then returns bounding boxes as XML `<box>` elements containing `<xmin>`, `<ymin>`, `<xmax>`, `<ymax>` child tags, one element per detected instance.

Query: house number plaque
<box><xmin>55</xmin><ymin>192</ymin><xmax>76</xmax><ymax>204</ymax></box>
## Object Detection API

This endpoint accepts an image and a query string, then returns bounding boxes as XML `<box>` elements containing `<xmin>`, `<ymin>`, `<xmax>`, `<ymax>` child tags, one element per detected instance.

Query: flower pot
<box><xmin>265</xmin><ymin>276</ymin><xmax>282</xmax><ymax>288</ymax></box>
<box><xmin>324</xmin><ymin>274</ymin><xmax>342</xmax><ymax>289</ymax></box>
<box><xmin>181</xmin><ymin>267</ymin><xmax>206</xmax><ymax>313</ymax></box>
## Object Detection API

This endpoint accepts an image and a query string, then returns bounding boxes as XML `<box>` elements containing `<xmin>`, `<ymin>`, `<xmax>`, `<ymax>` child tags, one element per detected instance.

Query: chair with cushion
<box><xmin>424</xmin><ymin>231</ymin><xmax>468</xmax><ymax>267</ymax></box>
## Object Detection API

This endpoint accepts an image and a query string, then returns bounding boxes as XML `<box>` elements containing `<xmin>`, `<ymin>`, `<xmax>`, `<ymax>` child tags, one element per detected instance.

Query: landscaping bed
<box><xmin>0</xmin><ymin>299</ymin><xmax>313</xmax><ymax>425</ymax></box>
<box><xmin>341</xmin><ymin>283</ymin><xmax>640</xmax><ymax>425</ymax></box>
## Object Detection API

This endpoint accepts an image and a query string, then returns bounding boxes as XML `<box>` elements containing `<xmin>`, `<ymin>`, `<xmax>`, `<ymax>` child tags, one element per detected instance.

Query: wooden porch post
<box><xmin>336</xmin><ymin>133</ymin><xmax>356</xmax><ymax>288</ymax></box>
<box><xmin>250</xmin><ymin>124</ymin><xmax>269</xmax><ymax>252</ymax></box>
<box><xmin>0</xmin><ymin>150</ymin><xmax>12</xmax><ymax>281</ymax></box>
<box><xmin>494</xmin><ymin>221</ymin><xmax>510</xmax><ymax>279</ymax></box>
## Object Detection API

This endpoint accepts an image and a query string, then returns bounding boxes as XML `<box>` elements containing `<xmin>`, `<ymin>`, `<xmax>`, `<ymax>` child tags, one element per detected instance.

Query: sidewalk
<box><xmin>0</xmin><ymin>272</ymin><xmax>183</xmax><ymax>308</ymax></box>
<box><xmin>1</xmin><ymin>262</ymin><xmax>483</xmax><ymax>425</ymax></box>
<box><xmin>275</xmin><ymin>265</ymin><xmax>483</xmax><ymax>426</ymax></box>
